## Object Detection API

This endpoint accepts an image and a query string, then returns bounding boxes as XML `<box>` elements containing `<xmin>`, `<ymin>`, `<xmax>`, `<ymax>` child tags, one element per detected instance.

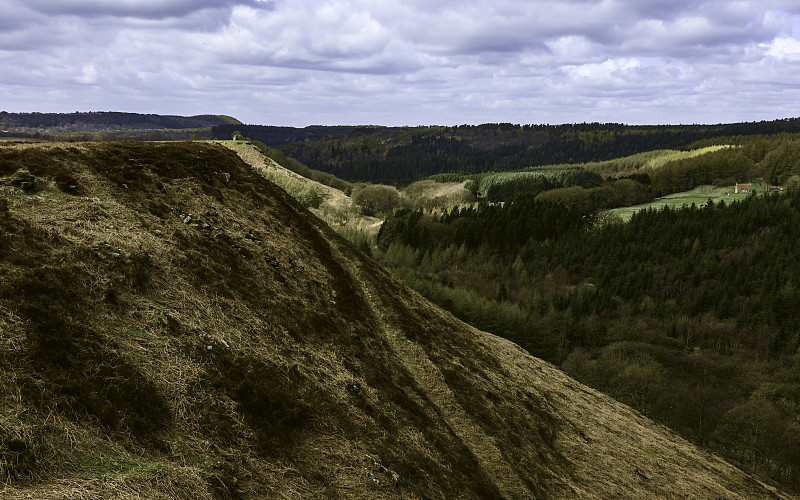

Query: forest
<box><xmin>341</xmin><ymin>131</ymin><xmax>800</xmax><ymax>493</ymax></box>
<box><xmin>212</xmin><ymin>118</ymin><xmax>800</xmax><ymax>184</ymax></box>
<box><xmin>375</xmin><ymin>190</ymin><xmax>800</xmax><ymax>491</ymax></box>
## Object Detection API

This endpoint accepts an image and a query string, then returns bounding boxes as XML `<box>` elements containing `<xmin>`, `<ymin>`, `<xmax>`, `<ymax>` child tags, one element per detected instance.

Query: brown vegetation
<box><xmin>0</xmin><ymin>141</ymin><xmax>794</xmax><ymax>498</ymax></box>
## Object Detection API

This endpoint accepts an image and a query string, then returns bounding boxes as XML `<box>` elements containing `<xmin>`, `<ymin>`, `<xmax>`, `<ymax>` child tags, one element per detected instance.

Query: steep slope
<box><xmin>0</xmin><ymin>141</ymin><xmax>793</xmax><ymax>499</ymax></box>
<box><xmin>217</xmin><ymin>140</ymin><xmax>357</xmax><ymax>220</ymax></box>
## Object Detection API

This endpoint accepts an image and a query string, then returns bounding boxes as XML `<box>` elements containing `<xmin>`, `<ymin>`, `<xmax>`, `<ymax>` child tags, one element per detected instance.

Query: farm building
<box><xmin>735</xmin><ymin>183</ymin><xmax>752</xmax><ymax>194</ymax></box>
<box><xmin>767</xmin><ymin>185</ymin><xmax>785</xmax><ymax>192</ymax></box>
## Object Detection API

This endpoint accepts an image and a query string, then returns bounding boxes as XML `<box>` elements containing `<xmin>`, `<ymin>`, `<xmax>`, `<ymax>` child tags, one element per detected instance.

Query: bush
<box><xmin>352</xmin><ymin>184</ymin><xmax>402</xmax><ymax>217</ymax></box>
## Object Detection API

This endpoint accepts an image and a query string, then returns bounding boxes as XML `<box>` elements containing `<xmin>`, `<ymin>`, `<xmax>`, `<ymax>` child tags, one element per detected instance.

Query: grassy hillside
<box><xmin>0</xmin><ymin>141</ymin><xmax>794</xmax><ymax>499</ymax></box>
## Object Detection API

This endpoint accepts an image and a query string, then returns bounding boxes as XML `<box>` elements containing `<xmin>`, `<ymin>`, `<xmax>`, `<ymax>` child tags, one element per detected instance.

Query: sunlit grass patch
<box><xmin>608</xmin><ymin>182</ymin><xmax>769</xmax><ymax>221</ymax></box>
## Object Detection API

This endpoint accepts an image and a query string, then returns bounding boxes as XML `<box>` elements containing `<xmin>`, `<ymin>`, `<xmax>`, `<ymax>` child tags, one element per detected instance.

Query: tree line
<box><xmin>212</xmin><ymin>118</ymin><xmax>800</xmax><ymax>184</ymax></box>
<box><xmin>0</xmin><ymin>111</ymin><xmax>236</xmax><ymax>131</ymax></box>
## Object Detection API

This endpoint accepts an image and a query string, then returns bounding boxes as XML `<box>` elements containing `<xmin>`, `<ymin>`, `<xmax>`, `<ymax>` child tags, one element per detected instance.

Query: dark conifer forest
<box><xmin>212</xmin><ymin>118</ymin><xmax>800</xmax><ymax>184</ymax></box>
<box><xmin>376</xmin><ymin>190</ymin><xmax>800</xmax><ymax>491</ymax></box>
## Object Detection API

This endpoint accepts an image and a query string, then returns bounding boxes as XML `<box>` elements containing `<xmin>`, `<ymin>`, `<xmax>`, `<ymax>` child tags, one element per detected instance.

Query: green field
<box><xmin>609</xmin><ymin>183</ymin><xmax>769</xmax><ymax>221</ymax></box>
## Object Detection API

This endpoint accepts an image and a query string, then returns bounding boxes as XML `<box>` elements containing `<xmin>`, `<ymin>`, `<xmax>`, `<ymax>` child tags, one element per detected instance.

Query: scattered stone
<box><xmin>203</xmin><ymin>334</ymin><xmax>230</xmax><ymax>351</ymax></box>
<box><xmin>153</xmin><ymin>229</ymin><xmax>163</xmax><ymax>237</ymax></box>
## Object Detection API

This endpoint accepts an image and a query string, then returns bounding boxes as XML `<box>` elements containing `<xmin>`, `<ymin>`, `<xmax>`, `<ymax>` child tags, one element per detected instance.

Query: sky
<box><xmin>1</xmin><ymin>0</ymin><xmax>800</xmax><ymax>127</ymax></box>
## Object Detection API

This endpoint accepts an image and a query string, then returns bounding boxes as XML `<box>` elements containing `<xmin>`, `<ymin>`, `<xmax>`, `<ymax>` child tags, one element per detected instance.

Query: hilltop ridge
<box><xmin>0</xmin><ymin>112</ymin><xmax>240</xmax><ymax>141</ymax></box>
<box><xmin>0</xmin><ymin>141</ymin><xmax>793</xmax><ymax>498</ymax></box>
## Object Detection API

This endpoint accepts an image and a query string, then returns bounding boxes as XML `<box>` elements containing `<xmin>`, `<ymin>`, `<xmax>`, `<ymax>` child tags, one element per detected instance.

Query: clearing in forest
<box><xmin>608</xmin><ymin>182</ymin><xmax>770</xmax><ymax>221</ymax></box>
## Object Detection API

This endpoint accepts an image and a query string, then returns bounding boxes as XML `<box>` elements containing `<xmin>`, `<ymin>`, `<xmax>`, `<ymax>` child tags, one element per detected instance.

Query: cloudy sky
<box><xmin>1</xmin><ymin>0</ymin><xmax>800</xmax><ymax>126</ymax></box>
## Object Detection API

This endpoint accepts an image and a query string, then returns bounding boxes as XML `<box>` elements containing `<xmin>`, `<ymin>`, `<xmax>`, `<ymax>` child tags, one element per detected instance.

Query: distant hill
<box><xmin>0</xmin><ymin>140</ymin><xmax>793</xmax><ymax>499</ymax></box>
<box><xmin>211</xmin><ymin>118</ymin><xmax>800</xmax><ymax>184</ymax></box>
<box><xmin>0</xmin><ymin>111</ymin><xmax>241</xmax><ymax>140</ymax></box>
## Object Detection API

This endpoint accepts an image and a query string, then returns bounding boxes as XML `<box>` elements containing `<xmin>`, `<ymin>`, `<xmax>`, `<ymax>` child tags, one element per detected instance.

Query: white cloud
<box><xmin>76</xmin><ymin>65</ymin><xmax>98</xmax><ymax>84</ymax></box>
<box><xmin>764</xmin><ymin>36</ymin><xmax>800</xmax><ymax>60</ymax></box>
<box><xmin>1</xmin><ymin>0</ymin><xmax>800</xmax><ymax>125</ymax></box>
<box><xmin>567</xmin><ymin>58</ymin><xmax>643</xmax><ymax>83</ymax></box>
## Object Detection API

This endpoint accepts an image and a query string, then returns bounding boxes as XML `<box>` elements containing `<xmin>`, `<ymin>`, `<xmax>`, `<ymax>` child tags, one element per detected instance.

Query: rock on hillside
<box><xmin>0</xmin><ymin>141</ymin><xmax>793</xmax><ymax>499</ymax></box>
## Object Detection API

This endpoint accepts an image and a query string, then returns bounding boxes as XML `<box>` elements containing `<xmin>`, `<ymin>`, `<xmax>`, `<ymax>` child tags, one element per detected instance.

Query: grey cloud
<box><xmin>764</xmin><ymin>0</ymin><xmax>800</xmax><ymax>13</ymax></box>
<box><xmin>623</xmin><ymin>0</ymin><xmax>702</xmax><ymax>19</ymax></box>
<box><xmin>0</xmin><ymin>1</ymin><xmax>44</xmax><ymax>32</ymax></box>
<box><xmin>448</xmin><ymin>33</ymin><xmax>548</xmax><ymax>57</ymax></box>
<box><xmin>1</xmin><ymin>0</ymin><xmax>799</xmax><ymax>127</ymax></box>
<box><xmin>21</xmin><ymin>0</ymin><xmax>272</xmax><ymax>20</ymax></box>
<box><xmin>225</xmin><ymin>47</ymin><xmax>424</xmax><ymax>76</ymax></box>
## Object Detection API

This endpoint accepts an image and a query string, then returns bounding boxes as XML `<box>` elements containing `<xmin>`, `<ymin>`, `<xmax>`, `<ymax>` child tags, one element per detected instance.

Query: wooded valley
<box><xmin>367</xmin><ymin>131</ymin><xmax>800</xmax><ymax>491</ymax></box>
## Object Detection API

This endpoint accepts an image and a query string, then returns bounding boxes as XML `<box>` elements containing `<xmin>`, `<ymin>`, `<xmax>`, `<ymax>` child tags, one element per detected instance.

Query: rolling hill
<box><xmin>0</xmin><ymin>112</ymin><xmax>241</xmax><ymax>141</ymax></box>
<box><xmin>212</xmin><ymin>118</ymin><xmax>800</xmax><ymax>184</ymax></box>
<box><xmin>0</xmin><ymin>140</ymin><xmax>793</xmax><ymax>499</ymax></box>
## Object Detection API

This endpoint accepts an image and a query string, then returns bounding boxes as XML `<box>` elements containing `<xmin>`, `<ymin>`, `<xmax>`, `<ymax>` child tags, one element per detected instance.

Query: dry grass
<box><xmin>0</xmin><ymin>140</ymin><xmax>795</xmax><ymax>499</ymax></box>
<box><xmin>217</xmin><ymin>140</ymin><xmax>355</xmax><ymax>226</ymax></box>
